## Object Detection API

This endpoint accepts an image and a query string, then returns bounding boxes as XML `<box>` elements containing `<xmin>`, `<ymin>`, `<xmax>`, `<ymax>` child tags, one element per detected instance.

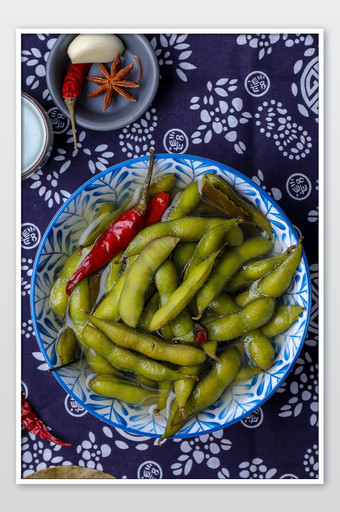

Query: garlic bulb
<box><xmin>67</xmin><ymin>34</ymin><xmax>125</xmax><ymax>64</ymax></box>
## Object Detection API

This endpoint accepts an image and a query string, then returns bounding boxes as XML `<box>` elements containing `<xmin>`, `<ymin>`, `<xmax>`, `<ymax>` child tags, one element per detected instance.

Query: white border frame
<box><xmin>16</xmin><ymin>27</ymin><xmax>324</xmax><ymax>485</ymax></box>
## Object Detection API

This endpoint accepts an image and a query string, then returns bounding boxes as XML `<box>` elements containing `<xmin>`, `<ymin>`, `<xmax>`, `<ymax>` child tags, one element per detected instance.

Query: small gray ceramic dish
<box><xmin>46</xmin><ymin>33</ymin><xmax>159</xmax><ymax>132</ymax></box>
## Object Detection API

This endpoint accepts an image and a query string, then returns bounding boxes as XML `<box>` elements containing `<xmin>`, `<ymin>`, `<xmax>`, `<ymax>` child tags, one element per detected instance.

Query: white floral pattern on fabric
<box><xmin>21</xmin><ymin>432</ymin><xmax>72</xmax><ymax>478</ymax></box>
<box><xmin>119</xmin><ymin>108</ymin><xmax>158</xmax><ymax>158</ymax></box>
<box><xmin>29</xmin><ymin>170</ymin><xmax>71</xmax><ymax>208</ymax></box>
<box><xmin>303</xmin><ymin>444</ymin><xmax>319</xmax><ymax>478</ymax></box>
<box><xmin>171</xmin><ymin>430</ymin><xmax>232</xmax><ymax>476</ymax></box>
<box><xmin>190</xmin><ymin>79</ymin><xmax>252</xmax><ymax>154</ymax></box>
<box><xmin>277</xmin><ymin>351</ymin><xmax>318</xmax><ymax>427</ymax></box>
<box><xmin>251</xmin><ymin>169</ymin><xmax>282</xmax><ymax>201</ymax></box>
<box><xmin>150</xmin><ymin>34</ymin><xmax>197</xmax><ymax>82</ymax></box>
<box><xmin>54</xmin><ymin>130</ymin><xmax>115</xmax><ymax>175</ymax></box>
<box><xmin>255</xmin><ymin>99</ymin><xmax>313</xmax><ymax>160</ymax></box>
<box><xmin>239</xmin><ymin>458</ymin><xmax>277</xmax><ymax>479</ymax></box>
<box><xmin>21</xmin><ymin>34</ymin><xmax>57</xmax><ymax>99</ymax></box>
<box><xmin>236</xmin><ymin>34</ymin><xmax>280</xmax><ymax>60</ymax></box>
<box><xmin>76</xmin><ymin>431</ymin><xmax>111</xmax><ymax>471</ymax></box>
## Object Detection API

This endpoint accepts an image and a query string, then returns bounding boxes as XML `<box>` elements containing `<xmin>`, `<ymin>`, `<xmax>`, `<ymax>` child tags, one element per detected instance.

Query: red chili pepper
<box><xmin>66</xmin><ymin>150</ymin><xmax>155</xmax><ymax>296</ymax></box>
<box><xmin>144</xmin><ymin>191</ymin><xmax>170</xmax><ymax>227</ymax></box>
<box><xmin>193</xmin><ymin>322</ymin><xmax>208</xmax><ymax>344</ymax></box>
<box><xmin>21</xmin><ymin>395</ymin><xmax>72</xmax><ymax>446</ymax></box>
<box><xmin>62</xmin><ymin>63</ymin><xmax>91</xmax><ymax>149</ymax></box>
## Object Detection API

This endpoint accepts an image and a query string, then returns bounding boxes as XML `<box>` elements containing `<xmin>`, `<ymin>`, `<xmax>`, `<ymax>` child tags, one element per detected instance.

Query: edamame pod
<box><xmin>234</xmin><ymin>365</ymin><xmax>262</xmax><ymax>383</ymax></box>
<box><xmin>149</xmin><ymin>174</ymin><xmax>178</xmax><ymax>197</ymax></box>
<box><xmin>56</xmin><ymin>327</ymin><xmax>78</xmax><ymax>365</ymax></box>
<box><xmin>172</xmin><ymin>243</ymin><xmax>196</xmax><ymax>278</ymax></box>
<box><xmin>241</xmin><ymin>329</ymin><xmax>275</xmax><ymax>370</ymax></box>
<box><xmin>155</xmin><ymin>260</ymin><xmax>194</xmax><ymax>338</ymax></box>
<box><xmin>196</xmin><ymin>236</ymin><xmax>273</xmax><ymax>315</ymax></box>
<box><xmin>95</xmin><ymin>202</ymin><xmax>115</xmax><ymax>217</ymax></box>
<box><xmin>183</xmin><ymin>220</ymin><xmax>239</xmax><ymax>280</ymax></box>
<box><xmin>119</xmin><ymin>236</ymin><xmax>179</xmax><ymax>327</ymax></box>
<box><xmin>161</xmin><ymin>345</ymin><xmax>241</xmax><ymax>439</ymax></box>
<box><xmin>208</xmin><ymin>293</ymin><xmax>241</xmax><ymax>316</ymax></box>
<box><xmin>103</xmin><ymin>251</ymin><xmax>124</xmax><ymax>293</ymax></box>
<box><xmin>85</xmin><ymin>314</ymin><xmax>206</xmax><ymax>366</ymax></box>
<box><xmin>83</xmin><ymin>325</ymin><xmax>196</xmax><ymax>382</ymax></box>
<box><xmin>124</xmin><ymin>217</ymin><xmax>231</xmax><ymax>257</ymax></box>
<box><xmin>261</xmin><ymin>304</ymin><xmax>305</xmax><ymax>337</ymax></box>
<box><xmin>154</xmin><ymin>382</ymin><xmax>173</xmax><ymax>415</ymax></box>
<box><xmin>174</xmin><ymin>365</ymin><xmax>201</xmax><ymax>419</ymax></box>
<box><xmin>137</xmin><ymin>292</ymin><xmax>160</xmax><ymax>333</ymax></box>
<box><xmin>149</xmin><ymin>251</ymin><xmax>220</xmax><ymax>332</ymax></box>
<box><xmin>68</xmin><ymin>278</ymin><xmax>119</xmax><ymax>376</ymax></box>
<box><xmin>226</xmin><ymin>250</ymin><xmax>292</xmax><ymax>293</ymax></box>
<box><xmin>90</xmin><ymin>375</ymin><xmax>159</xmax><ymax>405</ymax></box>
<box><xmin>166</xmin><ymin>181</ymin><xmax>200</xmax><ymax>220</ymax></box>
<box><xmin>236</xmin><ymin>243</ymin><xmax>303</xmax><ymax>307</ymax></box>
<box><xmin>94</xmin><ymin>256</ymin><xmax>137</xmax><ymax>321</ymax></box>
<box><xmin>49</xmin><ymin>247</ymin><xmax>91</xmax><ymax>318</ymax></box>
<box><xmin>176</xmin><ymin>297</ymin><xmax>275</xmax><ymax>342</ymax></box>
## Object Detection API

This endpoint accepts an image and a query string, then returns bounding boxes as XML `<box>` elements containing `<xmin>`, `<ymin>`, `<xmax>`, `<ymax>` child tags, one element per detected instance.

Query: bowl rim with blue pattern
<box><xmin>30</xmin><ymin>154</ymin><xmax>311</xmax><ymax>439</ymax></box>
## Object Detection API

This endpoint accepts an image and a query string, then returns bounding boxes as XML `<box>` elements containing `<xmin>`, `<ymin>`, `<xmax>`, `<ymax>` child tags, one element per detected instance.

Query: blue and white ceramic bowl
<box><xmin>31</xmin><ymin>154</ymin><xmax>311</xmax><ymax>438</ymax></box>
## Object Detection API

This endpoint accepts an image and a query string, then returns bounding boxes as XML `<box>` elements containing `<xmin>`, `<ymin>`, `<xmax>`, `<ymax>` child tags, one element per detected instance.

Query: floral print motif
<box><xmin>118</xmin><ymin>108</ymin><xmax>158</xmax><ymax>158</ymax></box>
<box><xmin>236</xmin><ymin>34</ymin><xmax>280</xmax><ymax>60</ymax></box>
<box><xmin>21</xmin><ymin>432</ymin><xmax>72</xmax><ymax>478</ymax></box>
<box><xmin>171</xmin><ymin>430</ymin><xmax>232</xmax><ymax>476</ymax></box>
<box><xmin>251</xmin><ymin>169</ymin><xmax>282</xmax><ymax>201</ymax></box>
<box><xmin>303</xmin><ymin>444</ymin><xmax>319</xmax><ymax>478</ymax></box>
<box><xmin>239</xmin><ymin>458</ymin><xmax>277</xmax><ymax>479</ymax></box>
<box><xmin>190</xmin><ymin>79</ymin><xmax>252</xmax><ymax>154</ymax></box>
<box><xmin>54</xmin><ymin>130</ymin><xmax>115</xmax><ymax>175</ymax></box>
<box><xmin>150</xmin><ymin>34</ymin><xmax>197</xmax><ymax>82</ymax></box>
<box><xmin>21</xmin><ymin>34</ymin><xmax>57</xmax><ymax>99</ymax></box>
<box><xmin>30</xmin><ymin>169</ymin><xmax>71</xmax><ymax>209</ymax></box>
<box><xmin>277</xmin><ymin>351</ymin><xmax>318</xmax><ymax>427</ymax></box>
<box><xmin>76</xmin><ymin>431</ymin><xmax>111</xmax><ymax>471</ymax></box>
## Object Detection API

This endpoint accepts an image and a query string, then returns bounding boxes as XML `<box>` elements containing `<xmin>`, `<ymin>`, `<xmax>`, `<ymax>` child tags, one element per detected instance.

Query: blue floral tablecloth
<box><xmin>20</xmin><ymin>32</ymin><xmax>319</xmax><ymax>480</ymax></box>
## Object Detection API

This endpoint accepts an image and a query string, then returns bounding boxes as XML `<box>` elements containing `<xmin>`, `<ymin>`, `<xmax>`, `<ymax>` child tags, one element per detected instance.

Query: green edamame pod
<box><xmin>124</xmin><ymin>217</ymin><xmax>229</xmax><ymax>257</ymax></box>
<box><xmin>226</xmin><ymin>250</ymin><xmax>292</xmax><ymax>293</ymax></box>
<box><xmin>155</xmin><ymin>260</ymin><xmax>194</xmax><ymax>338</ymax></box>
<box><xmin>149</xmin><ymin>174</ymin><xmax>178</xmax><ymax>197</ymax></box>
<box><xmin>83</xmin><ymin>325</ymin><xmax>196</xmax><ymax>382</ymax></box>
<box><xmin>149</xmin><ymin>251</ymin><xmax>220</xmax><ymax>332</ymax></box>
<box><xmin>49</xmin><ymin>247</ymin><xmax>91</xmax><ymax>318</ymax></box>
<box><xmin>167</xmin><ymin>181</ymin><xmax>200</xmax><ymax>220</ymax></box>
<box><xmin>196</xmin><ymin>236</ymin><xmax>273</xmax><ymax>315</ymax></box>
<box><xmin>261</xmin><ymin>304</ymin><xmax>305</xmax><ymax>338</ymax></box>
<box><xmin>85</xmin><ymin>314</ymin><xmax>206</xmax><ymax>367</ymax></box>
<box><xmin>68</xmin><ymin>278</ymin><xmax>119</xmax><ymax>376</ymax></box>
<box><xmin>176</xmin><ymin>297</ymin><xmax>275</xmax><ymax>343</ymax></box>
<box><xmin>154</xmin><ymin>382</ymin><xmax>173</xmax><ymax>415</ymax></box>
<box><xmin>90</xmin><ymin>375</ymin><xmax>159</xmax><ymax>405</ymax></box>
<box><xmin>161</xmin><ymin>345</ymin><xmax>241</xmax><ymax>439</ymax></box>
<box><xmin>56</xmin><ymin>327</ymin><xmax>78</xmax><ymax>365</ymax></box>
<box><xmin>137</xmin><ymin>292</ymin><xmax>160</xmax><ymax>333</ymax></box>
<box><xmin>119</xmin><ymin>236</ymin><xmax>179</xmax><ymax>327</ymax></box>
<box><xmin>95</xmin><ymin>202</ymin><xmax>115</xmax><ymax>217</ymax></box>
<box><xmin>205</xmin><ymin>174</ymin><xmax>273</xmax><ymax>238</ymax></box>
<box><xmin>174</xmin><ymin>365</ymin><xmax>201</xmax><ymax>419</ymax></box>
<box><xmin>172</xmin><ymin>243</ymin><xmax>196</xmax><ymax>278</ymax></box>
<box><xmin>236</xmin><ymin>243</ymin><xmax>303</xmax><ymax>307</ymax></box>
<box><xmin>241</xmin><ymin>329</ymin><xmax>275</xmax><ymax>370</ymax></box>
<box><xmin>234</xmin><ymin>365</ymin><xmax>263</xmax><ymax>383</ymax></box>
<box><xmin>183</xmin><ymin>220</ymin><xmax>239</xmax><ymax>280</ymax></box>
<box><xmin>208</xmin><ymin>293</ymin><xmax>241</xmax><ymax>316</ymax></box>
<box><xmin>103</xmin><ymin>251</ymin><xmax>124</xmax><ymax>293</ymax></box>
<box><xmin>94</xmin><ymin>256</ymin><xmax>137</xmax><ymax>321</ymax></box>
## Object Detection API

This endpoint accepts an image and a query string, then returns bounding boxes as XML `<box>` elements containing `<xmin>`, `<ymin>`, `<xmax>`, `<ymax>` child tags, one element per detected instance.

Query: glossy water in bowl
<box><xmin>30</xmin><ymin>154</ymin><xmax>311</xmax><ymax>438</ymax></box>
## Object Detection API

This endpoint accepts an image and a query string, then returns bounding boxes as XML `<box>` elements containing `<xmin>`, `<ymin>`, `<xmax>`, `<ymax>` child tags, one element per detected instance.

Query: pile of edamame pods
<box><xmin>49</xmin><ymin>171</ymin><xmax>305</xmax><ymax>440</ymax></box>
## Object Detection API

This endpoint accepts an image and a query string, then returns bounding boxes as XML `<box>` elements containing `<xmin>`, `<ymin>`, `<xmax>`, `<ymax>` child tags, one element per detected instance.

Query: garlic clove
<box><xmin>67</xmin><ymin>34</ymin><xmax>125</xmax><ymax>64</ymax></box>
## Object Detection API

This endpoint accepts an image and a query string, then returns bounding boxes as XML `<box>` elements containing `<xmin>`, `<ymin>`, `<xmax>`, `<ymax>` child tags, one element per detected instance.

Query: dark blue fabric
<box><xmin>20</xmin><ymin>32</ymin><xmax>319</xmax><ymax>480</ymax></box>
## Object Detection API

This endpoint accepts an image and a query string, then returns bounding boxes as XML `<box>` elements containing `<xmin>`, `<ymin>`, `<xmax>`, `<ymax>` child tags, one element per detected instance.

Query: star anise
<box><xmin>87</xmin><ymin>53</ymin><xmax>142</xmax><ymax>111</ymax></box>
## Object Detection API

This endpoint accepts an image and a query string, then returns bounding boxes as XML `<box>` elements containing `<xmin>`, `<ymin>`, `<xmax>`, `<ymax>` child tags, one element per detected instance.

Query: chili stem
<box><xmin>64</xmin><ymin>97</ymin><xmax>77</xmax><ymax>149</ymax></box>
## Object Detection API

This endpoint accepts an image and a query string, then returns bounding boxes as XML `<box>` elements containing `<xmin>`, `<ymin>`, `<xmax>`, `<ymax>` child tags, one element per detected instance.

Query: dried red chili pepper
<box><xmin>144</xmin><ymin>191</ymin><xmax>170</xmax><ymax>227</ymax></box>
<box><xmin>193</xmin><ymin>322</ymin><xmax>208</xmax><ymax>344</ymax></box>
<box><xmin>65</xmin><ymin>150</ymin><xmax>155</xmax><ymax>296</ymax></box>
<box><xmin>21</xmin><ymin>395</ymin><xmax>72</xmax><ymax>446</ymax></box>
<box><xmin>62</xmin><ymin>63</ymin><xmax>91</xmax><ymax>149</ymax></box>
